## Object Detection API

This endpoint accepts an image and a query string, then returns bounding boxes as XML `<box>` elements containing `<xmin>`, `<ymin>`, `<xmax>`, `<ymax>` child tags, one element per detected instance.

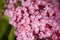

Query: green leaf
<box><xmin>8</xmin><ymin>27</ymin><xmax>15</xmax><ymax>40</ymax></box>
<box><xmin>0</xmin><ymin>19</ymin><xmax>9</xmax><ymax>39</ymax></box>
<box><xmin>4</xmin><ymin>15</ymin><xmax>9</xmax><ymax>21</ymax></box>
<box><xmin>0</xmin><ymin>0</ymin><xmax>4</xmax><ymax>11</ymax></box>
<box><xmin>0</xmin><ymin>0</ymin><xmax>3</xmax><ymax>3</ymax></box>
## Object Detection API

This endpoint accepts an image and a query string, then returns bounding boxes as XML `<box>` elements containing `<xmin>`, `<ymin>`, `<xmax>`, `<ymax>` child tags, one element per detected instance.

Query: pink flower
<box><xmin>5</xmin><ymin>0</ymin><xmax>60</xmax><ymax>40</ymax></box>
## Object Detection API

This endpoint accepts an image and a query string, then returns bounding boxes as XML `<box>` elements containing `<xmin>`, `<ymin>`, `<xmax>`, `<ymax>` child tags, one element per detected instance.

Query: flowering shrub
<box><xmin>5</xmin><ymin>0</ymin><xmax>60</xmax><ymax>40</ymax></box>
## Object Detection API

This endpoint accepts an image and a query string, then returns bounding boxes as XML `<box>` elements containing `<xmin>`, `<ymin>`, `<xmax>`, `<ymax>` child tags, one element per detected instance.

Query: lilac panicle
<box><xmin>5</xmin><ymin>0</ymin><xmax>60</xmax><ymax>40</ymax></box>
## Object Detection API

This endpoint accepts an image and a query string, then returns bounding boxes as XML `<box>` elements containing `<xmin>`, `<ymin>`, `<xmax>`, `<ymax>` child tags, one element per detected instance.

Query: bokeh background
<box><xmin>0</xmin><ymin>0</ymin><xmax>16</xmax><ymax>40</ymax></box>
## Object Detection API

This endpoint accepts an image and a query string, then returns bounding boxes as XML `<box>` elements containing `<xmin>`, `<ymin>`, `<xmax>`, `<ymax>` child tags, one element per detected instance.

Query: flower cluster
<box><xmin>5</xmin><ymin>0</ymin><xmax>60</xmax><ymax>40</ymax></box>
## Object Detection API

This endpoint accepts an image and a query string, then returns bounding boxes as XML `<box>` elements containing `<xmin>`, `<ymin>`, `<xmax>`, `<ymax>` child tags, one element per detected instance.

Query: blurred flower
<box><xmin>5</xmin><ymin>0</ymin><xmax>60</xmax><ymax>40</ymax></box>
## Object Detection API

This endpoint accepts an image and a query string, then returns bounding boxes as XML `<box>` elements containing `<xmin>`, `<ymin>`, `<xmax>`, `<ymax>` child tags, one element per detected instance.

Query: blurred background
<box><xmin>0</xmin><ymin>0</ymin><xmax>16</xmax><ymax>40</ymax></box>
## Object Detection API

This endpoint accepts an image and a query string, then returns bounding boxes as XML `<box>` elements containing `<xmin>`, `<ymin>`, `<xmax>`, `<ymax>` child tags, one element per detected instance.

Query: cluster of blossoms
<box><xmin>5</xmin><ymin>0</ymin><xmax>60</xmax><ymax>40</ymax></box>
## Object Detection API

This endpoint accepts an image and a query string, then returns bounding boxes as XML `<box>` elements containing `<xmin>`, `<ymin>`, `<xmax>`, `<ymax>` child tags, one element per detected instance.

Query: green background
<box><xmin>0</xmin><ymin>0</ymin><xmax>16</xmax><ymax>40</ymax></box>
